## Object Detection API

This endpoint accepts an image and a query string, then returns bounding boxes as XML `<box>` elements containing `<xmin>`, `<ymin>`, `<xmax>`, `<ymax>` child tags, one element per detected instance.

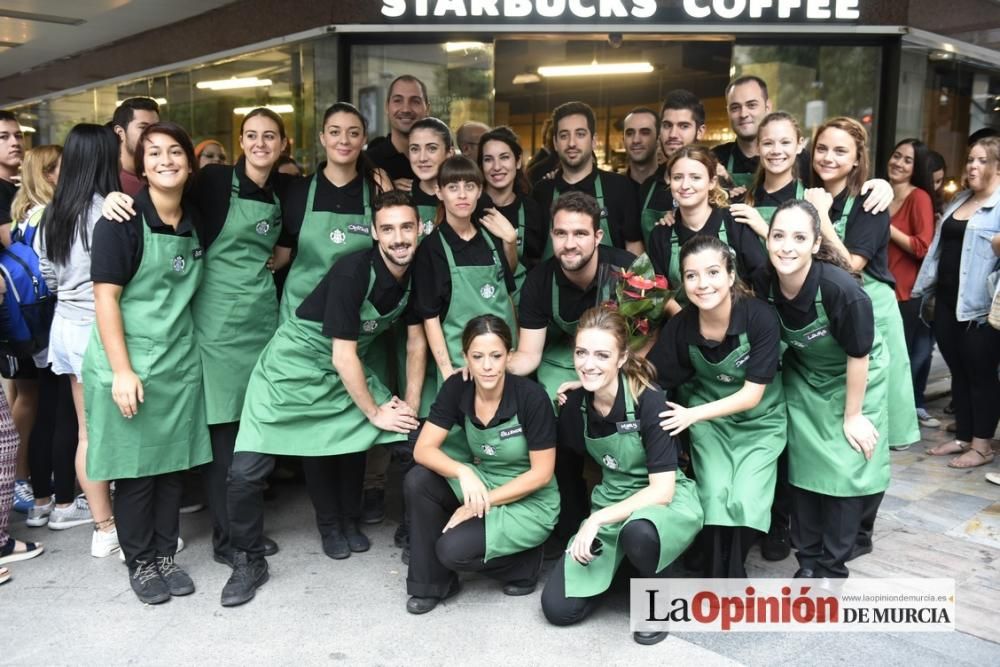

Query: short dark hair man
<box><xmin>622</xmin><ymin>107</ymin><xmax>660</xmax><ymax>186</ymax></box>
<box><xmin>112</xmin><ymin>97</ymin><xmax>160</xmax><ymax>196</ymax></box>
<box><xmin>532</xmin><ymin>101</ymin><xmax>644</xmax><ymax>257</ymax></box>
<box><xmin>712</xmin><ymin>75</ymin><xmax>773</xmax><ymax>190</ymax></box>
<box><xmin>0</xmin><ymin>110</ymin><xmax>23</xmax><ymax>232</ymax></box>
<box><xmin>365</xmin><ymin>75</ymin><xmax>430</xmax><ymax>192</ymax></box>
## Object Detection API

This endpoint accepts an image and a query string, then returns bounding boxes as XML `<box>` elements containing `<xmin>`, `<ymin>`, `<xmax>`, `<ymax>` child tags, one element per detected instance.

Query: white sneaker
<box><xmin>26</xmin><ymin>500</ymin><xmax>55</xmax><ymax>527</ymax></box>
<box><xmin>48</xmin><ymin>495</ymin><xmax>94</xmax><ymax>531</ymax></box>
<box><xmin>118</xmin><ymin>536</ymin><xmax>185</xmax><ymax>561</ymax></box>
<box><xmin>92</xmin><ymin>527</ymin><xmax>121</xmax><ymax>558</ymax></box>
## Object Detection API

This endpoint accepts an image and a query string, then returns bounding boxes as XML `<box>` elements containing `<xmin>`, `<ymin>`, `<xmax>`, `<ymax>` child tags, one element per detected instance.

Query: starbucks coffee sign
<box><xmin>380</xmin><ymin>0</ymin><xmax>861</xmax><ymax>22</ymax></box>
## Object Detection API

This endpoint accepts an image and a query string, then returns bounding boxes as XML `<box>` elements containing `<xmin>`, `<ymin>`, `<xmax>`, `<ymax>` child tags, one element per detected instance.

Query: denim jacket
<box><xmin>912</xmin><ymin>186</ymin><xmax>1000</xmax><ymax>322</ymax></box>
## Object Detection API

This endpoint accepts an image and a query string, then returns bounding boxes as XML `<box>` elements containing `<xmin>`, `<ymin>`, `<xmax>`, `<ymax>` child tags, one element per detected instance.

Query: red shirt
<box><xmin>888</xmin><ymin>187</ymin><xmax>934</xmax><ymax>301</ymax></box>
<box><xmin>119</xmin><ymin>169</ymin><xmax>144</xmax><ymax>197</ymax></box>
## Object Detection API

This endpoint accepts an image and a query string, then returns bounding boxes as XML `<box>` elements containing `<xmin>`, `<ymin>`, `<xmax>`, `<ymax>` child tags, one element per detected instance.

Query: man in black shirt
<box><xmin>532</xmin><ymin>101</ymin><xmax>644</xmax><ymax>256</ymax></box>
<box><xmin>623</xmin><ymin>108</ymin><xmax>659</xmax><ymax>186</ymax></box>
<box><xmin>0</xmin><ymin>110</ymin><xmax>24</xmax><ymax>240</ymax></box>
<box><xmin>365</xmin><ymin>75</ymin><xmax>430</xmax><ymax>192</ymax></box>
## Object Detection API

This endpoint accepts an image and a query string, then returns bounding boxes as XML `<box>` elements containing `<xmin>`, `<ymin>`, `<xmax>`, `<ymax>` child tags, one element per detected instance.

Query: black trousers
<box><xmin>541</xmin><ymin>519</ymin><xmax>664</xmax><ymax>627</ymax></box>
<box><xmin>405</xmin><ymin>465</ymin><xmax>543</xmax><ymax>598</ymax></box>
<box><xmin>768</xmin><ymin>448</ymin><xmax>792</xmax><ymax>539</ymax></box>
<box><xmin>115</xmin><ymin>472</ymin><xmax>183</xmax><ymax>569</ymax></box>
<box><xmin>302</xmin><ymin>451</ymin><xmax>366</xmax><ymax>536</ymax></box>
<box><xmin>898</xmin><ymin>298</ymin><xmax>935</xmax><ymax>409</ymax></box>
<box><xmin>852</xmin><ymin>491</ymin><xmax>885</xmax><ymax>557</ymax></box>
<box><xmin>553</xmin><ymin>439</ymin><xmax>590</xmax><ymax>542</ymax></box>
<box><xmin>227</xmin><ymin>451</ymin><xmax>276</xmax><ymax>561</ymax></box>
<box><xmin>701</xmin><ymin>525</ymin><xmax>761</xmax><ymax>578</ymax></box>
<box><xmin>791</xmin><ymin>486</ymin><xmax>881</xmax><ymax>578</ymax></box>
<box><xmin>203</xmin><ymin>422</ymin><xmax>239</xmax><ymax>556</ymax></box>
<box><xmin>28</xmin><ymin>369</ymin><xmax>78</xmax><ymax>503</ymax></box>
<box><xmin>934</xmin><ymin>292</ymin><xmax>1000</xmax><ymax>442</ymax></box>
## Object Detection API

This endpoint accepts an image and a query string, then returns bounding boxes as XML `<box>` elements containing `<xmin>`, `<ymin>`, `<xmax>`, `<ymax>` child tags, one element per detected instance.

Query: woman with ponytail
<box><xmin>647</xmin><ymin>235</ymin><xmax>785</xmax><ymax>578</ymax></box>
<box><xmin>407</xmin><ymin>117</ymin><xmax>453</xmax><ymax>236</ymax></box>
<box><xmin>541</xmin><ymin>306</ymin><xmax>703</xmax><ymax>646</ymax></box>
<box><xmin>752</xmin><ymin>199</ymin><xmax>890</xmax><ymax>579</ymax></box>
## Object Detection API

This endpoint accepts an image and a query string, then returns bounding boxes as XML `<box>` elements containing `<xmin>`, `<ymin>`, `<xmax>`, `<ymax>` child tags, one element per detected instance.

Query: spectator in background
<box><xmin>195</xmin><ymin>139</ymin><xmax>228</xmax><ymax>168</ymax></box>
<box><xmin>366</xmin><ymin>75</ymin><xmax>430</xmax><ymax>191</ymax></box>
<box><xmin>456</xmin><ymin>121</ymin><xmax>489</xmax><ymax>161</ymax></box>
<box><xmin>0</xmin><ymin>110</ymin><xmax>24</xmax><ymax>243</ymax></box>
<box><xmin>111</xmin><ymin>97</ymin><xmax>160</xmax><ymax>196</ymax></box>
<box><xmin>622</xmin><ymin>108</ymin><xmax>660</xmax><ymax>186</ymax></box>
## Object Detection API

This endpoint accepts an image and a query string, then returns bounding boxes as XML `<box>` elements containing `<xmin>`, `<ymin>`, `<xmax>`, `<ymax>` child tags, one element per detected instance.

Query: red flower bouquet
<box><xmin>596</xmin><ymin>253</ymin><xmax>673</xmax><ymax>349</ymax></box>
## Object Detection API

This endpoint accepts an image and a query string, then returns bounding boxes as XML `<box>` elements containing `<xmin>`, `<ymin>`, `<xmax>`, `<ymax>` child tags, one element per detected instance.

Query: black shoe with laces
<box><xmin>156</xmin><ymin>555</ymin><xmax>195</xmax><ymax>596</ymax></box>
<box><xmin>130</xmin><ymin>560</ymin><xmax>170</xmax><ymax>605</ymax></box>
<box><xmin>343</xmin><ymin>520</ymin><xmax>370</xmax><ymax>553</ymax></box>
<box><xmin>220</xmin><ymin>551</ymin><xmax>269</xmax><ymax>607</ymax></box>
<box><xmin>361</xmin><ymin>488</ymin><xmax>385</xmax><ymax>525</ymax></box>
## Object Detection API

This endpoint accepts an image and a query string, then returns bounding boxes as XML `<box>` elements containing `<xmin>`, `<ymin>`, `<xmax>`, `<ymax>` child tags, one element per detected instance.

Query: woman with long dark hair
<box><xmin>885</xmin><ymin>138</ymin><xmax>938</xmax><ymax>429</ymax></box>
<box><xmin>38</xmin><ymin>125</ymin><xmax>121</xmax><ymax>555</ymax></box>
<box><xmin>647</xmin><ymin>235</ymin><xmax>785</xmax><ymax>578</ymax></box>
<box><xmin>84</xmin><ymin>122</ymin><xmax>211</xmax><ymax>604</ymax></box>
<box><xmin>753</xmin><ymin>199</ymin><xmax>889</xmax><ymax>579</ymax></box>
<box><xmin>541</xmin><ymin>306</ymin><xmax>702</xmax><ymax>645</ymax></box>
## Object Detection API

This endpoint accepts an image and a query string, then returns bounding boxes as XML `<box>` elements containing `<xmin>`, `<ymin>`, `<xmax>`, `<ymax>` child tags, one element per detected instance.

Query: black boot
<box><xmin>220</xmin><ymin>552</ymin><xmax>269</xmax><ymax>607</ymax></box>
<box><xmin>361</xmin><ymin>488</ymin><xmax>385</xmax><ymax>525</ymax></box>
<box><xmin>322</xmin><ymin>527</ymin><xmax>350</xmax><ymax>560</ymax></box>
<box><xmin>343</xmin><ymin>519</ymin><xmax>370</xmax><ymax>553</ymax></box>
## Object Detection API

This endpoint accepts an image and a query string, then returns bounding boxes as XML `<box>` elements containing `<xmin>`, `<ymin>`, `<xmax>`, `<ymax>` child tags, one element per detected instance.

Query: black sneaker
<box><xmin>393</xmin><ymin>522</ymin><xmax>409</xmax><ymax>549</ymax></box>
<box><xmin>361</xmin><ymin>489</ymin><xmax>385</xmax><ymax>525</ymax></box>
<box><xmin>343</xmin><ymin>520</ymin><xmax>370</xmax><ymax>553</ymax></box>
<box><xmin>761</xmin><ymin>523</ymin><xmax>791</xmax><ymax>561</ymax></box>
<box><xmin>130</xmin><ymin>560</ymin><xmax>170</xmax><ymax>605</ymax></box>
<box><xmin>633</xmin><ymin>631</ymin><xmax>668</xmax><ymax>645</ymax></box>
<box><xmin>156</xmin><ymin>555</ymin><xmax>195</xmax><ymax>596</ymax></box>
<box><xmin>220</xmin><ymin>552</ymin><xmax>269</xmax><ymax>607</ymax></box>
<box><xmin>322</xmin><ymin>529</ymin><xmax>350</xmax><ymax>560</ymax></box>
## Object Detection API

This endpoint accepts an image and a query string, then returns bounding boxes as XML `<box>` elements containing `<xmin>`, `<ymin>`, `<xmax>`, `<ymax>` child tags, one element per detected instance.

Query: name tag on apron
<box><xmin>616</xmin><ymin>419</ymin><xmax>640</xmax><ymax>434</ymax></box>
<box><xmin>193</xmin><ymin>247</ymin><xmax>204</xmax><ymax>260</ymax></box>
<box><xmin>733</xmin><ymin>352</ymin><xmax>751</xmax><ymax>368</ymax></box>
<box><xmin>499</xmin><ymin>425</ymin><xmax>523</xmax><ymax>440</ymax></box>
<box><xmin>347</xmin><ymin>223</ymin><xmax>370</xmax><ymax>235</ymax></box>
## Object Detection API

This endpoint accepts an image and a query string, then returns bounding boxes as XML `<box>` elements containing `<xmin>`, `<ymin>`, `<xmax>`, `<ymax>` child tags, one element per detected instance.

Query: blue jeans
<box><xmin>898</xmin><ymin>299</ymin><xmax>934</xmax><ymax>409</ymax></box>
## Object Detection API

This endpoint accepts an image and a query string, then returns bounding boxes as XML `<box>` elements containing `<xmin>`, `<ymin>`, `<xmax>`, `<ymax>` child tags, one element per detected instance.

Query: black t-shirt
<box><xmin>428</xmin><ymin>373</ymin><xmax>556</xmax><ymax>451</ymax></box>
<box><xmin>365</xmin><ymin>135</ymin><xmax>416</xmax><ymax>183</ymax></box>
<box><xmin>277</xmin><ymin>166</ymin><xmax>380</xmax><ymax>249</ymax></box>
<box><xmin>295</xmin><ymin>247</ymin><xmax>417</xmax><ymax>338</ymax></box>
<box><xmin>637</xmin><ymin>164</ymin><xmax>674</xmax><ymax>214</ymax></box>
<box><xmin>937</xmin><ymin>214</ymin><xmax>968</xmax><ymax>296</ymax></box>
<box><xmin>518</xmin><ymin>245</ymin><xmax>636</xmax><ymax>330</ymax></box>
<box><xmin>749</xmin><ymin>178</ymin><xmax>801</xmax><ymax>209</ymax></box>
<box><xmin>189</xmin><ymin>157</ymin><xmax>295</xmax><ymax>250</ymax></box>
<box><xmin>648</xmin><ymin>297</ymin><xmax>781</xmax><ymax>389</ymax></box>
<box><xmin>532</xmin><ymin>168</ymin><xmax>641</xmax><ymax>248</ymax></box>
<box><xmin>558</xmin><ymin>382</ymin><xmax>678</xmax><ymax>474</ymax></box>
<box><xmin>90</xmin><ymin>187</ymin><xmax>200</xmax><ymax>285</ymax></box>
<box><xmin>0</xmin><ymin>178</ymin><xmax>16</xmax><ymax>224</ymax></box>
<box><xmin>480</xmin><ymin>192</ymin><xmax>548</xmax><ymax>270</ymax></box>
<box><xmin>647</xmin><ymin>207</ymin><xmax>767</xmax><ymax>285</ymax></box>
<box><xmin>410</xmin><ymin>184</ymin><xmax>440</xmax><ymax>215</ymax></box>
<box><xmin>829</xmin><ymin>189</ymin><xmax>895</xmax><ymax>287</ymax></box>
<box><xmin>752</xmin><ymin>261</ymin><xmax>874</xmax><ymax>358</ymax></box>
<box><xmin>412</xmin><ymin>220</ymin><xmax>516</xmax><ymax>321</ymax></box>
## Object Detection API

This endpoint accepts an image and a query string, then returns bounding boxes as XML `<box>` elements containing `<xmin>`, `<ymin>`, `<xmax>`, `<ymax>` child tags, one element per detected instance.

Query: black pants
<box><xmin>405</xmin><ymin>465</ymin><xmax>543</xmax><ymax>598</ymax></box>
<box><xmin>852</xmin><ymin>491</ymin><xmax>885</xmax><ymax>557</ymax></box>
<box><xmin>934</xmin><ymin>291</ymin><xmax>1000</xmax><ymax>442</ymax></box>
<box><xmin>115</xmin><ymin>472</ymin><xmax>183</xmax><ymax>569</ymax></box>
<box><xmin>768</xmin><ymin>448</ymin><xmax>791</xmax><ymax>540</ymax></box>
<box><xmin>28</xmin><ymin>369</ymin><xmax>78</xmax><ymax>503</ymax></box>
<box><xmin>203</xmin><ymin>422</ymin><xmax>239</xmax><ymax>556</ymax></box>
<box><xmin>791</xmin><ymin>486</ymin><xmax>881</xmax><ymax>578</ymax></box>
<box><xmin>227</xmin><ymin>451</ymin><xmax>276</xmax><ymax>561</ymax></box>
<box><xmin>541</xmin><ymin>519</ymin><xmax>663</xmax><ymax>626</ymax></box>
<box><xmin>898</xmin><ymin>299</ymin><xmax>935</xmax><ymax>409</ymax></box>
<box><xmin>701</xmin><ymin>525</ymin><xmax>760</xmax><ymax>578</ymax></box>
<box><xmin>302</xmin><ymin>451</ymin><xmax>366</xmax><ymax>536</ymax></box>
<box><xmin>553</xmin><ymin>439</ymin><xmax>590</xmax><ymax>542</ymax></box>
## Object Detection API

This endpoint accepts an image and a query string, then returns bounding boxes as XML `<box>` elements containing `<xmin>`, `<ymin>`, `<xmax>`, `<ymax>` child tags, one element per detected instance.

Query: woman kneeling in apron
<box><xmin>541</xmin><ymin>307</ymin><xmax>703</xmax><ymax>646</ymax></box>
<box><xmin>752</xmin><ymin>199</ymin><xmax>890</xmax><ymax>579</ymax></box>
<box><xmin>648</xmin><ymin>235</ymin><xmax>785</xmax><ymax>578</ymax></box>
<box><xmin>406</xmin><ymin>315</ymin><xmax>558</xmax><ymax>614</ymax></box>
<box><xmin>85</xmin><ymin>122</ymin><xmax>211</xmax><ymax>605</ymax></box>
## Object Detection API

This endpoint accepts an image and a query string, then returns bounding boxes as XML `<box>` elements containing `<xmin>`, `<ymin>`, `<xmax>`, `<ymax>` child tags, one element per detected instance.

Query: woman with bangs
<box><xmin>85</xmin><ymin>121</ymin><xmax>211</xmax><ymax>604</ymax></box>
<box><xmin>647</xmin><ymin>146</ymin><xmax>768</xmax><ymax>316</ymax></box>
<box><xmin>804</xmin><ymin>117</ymin><xmax>919</xmax><ymax>454</ymax></box>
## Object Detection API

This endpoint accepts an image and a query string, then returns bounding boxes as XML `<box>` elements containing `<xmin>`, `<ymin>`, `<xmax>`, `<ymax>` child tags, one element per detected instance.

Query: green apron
<box><xmin>279</xmin><ymin>174</ymin><xmax>372</xmax><ymax>323</ymax></box>
<box><xmin>753</xmin><ymin>180</ymin><xmax>805</xmax><ymax>227</ymax></box>
<box><xmin>510</xmin><ymin>201</ymin><xmax>528</xmax><ymax>304</ymax></box>
<box><xmin>235</xmin><ymin>265</ymin><xmax>408</xmax><ymax>456</ymax></box>
<box><xmin>535</xmin><ymin>280</ymin><xmax>579</xmax><ymax>400</ymax></box>
<box><xmin>543</xmin><ymin>176</ymin><xmax>613</xmax><ymax>259</ymax></box>
<box><xmin>681</xmin><ymin>333</ymin><xmax>786</xmax><ymax>532</ymax></box>
<box><xmin>639</xmin><ymin>176</ymin><xmax>670</xmax><ymax>249</ymax></box>
<box><xmin>667</xmin><ymin>221</ymin><xmax>731</xmax><ymax>306</ymax></box>
<box><xmin>83</xmin><ymin>217</ymin><xmax>211</xmax><ymax>480</ymax></box>
<box><xmin>446</xmin><ymin>412</ymin><xmax>559</xmax><ymax>561</ymax></box>
<box><xmin>775</xmin><ymin>287</ymin><xmax>890</xmax><ymax>497</ymax></box>
<box><xmin>727</xmin><ymin>151</ymin><xmax>755</xmax><ymax>190</ymax></box>
<box><xmin>563</xmin><ymin>384</ymin><xmax>703</xmax><ymax>598</ymax></box>
<box><xmin>191</xmin><ymin>172</ymin><xmax>281</xmax><ymax>424</ymax></box>
<box><xmin>832</xmin><ymin>197</ymin><xmax>920</xmax><ymax>447</ymax></box>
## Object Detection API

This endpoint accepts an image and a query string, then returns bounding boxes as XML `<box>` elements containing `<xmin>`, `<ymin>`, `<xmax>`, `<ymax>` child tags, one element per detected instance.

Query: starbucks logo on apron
<box><xmin>171</xmin><ymin>255</ymin><xmax>186</xmax><ymax>272</ymax></box>
<box><xmin>480</xmin><ymin>444</ymin><xmax>497</xmax><ymax>457</ymax></box>
<box><xmin>480</xmin><ymin>283</ymin><xmax>497</xmax><ymax>299</ymax></box>
<box><xmin>330</xmin><ymin>229</ymin><xmax>347</xmax><ymax>245</ymax></box>
<box><xmin>362</xmin><ymin>320</ymin><xmax>379</xmax><ymax>333</ymax></box>
<box><xmin>717</xmin><ymin>373</ymin><xmax>735</xmax><ymax>383</ymax></box>
<box><xmin>602</xmin><ymin>454</ymin><xmax>619</xmax><ymax>470</ymax></box>
<box><xmin>255</xmin><ymin>220</ymin><xmax>271</xmax><ymax>236</ymax></box>
<box><xmin>421</xmin><ymin>220</ymin><xmax>435</xmax><ymax>236</ymax></box>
